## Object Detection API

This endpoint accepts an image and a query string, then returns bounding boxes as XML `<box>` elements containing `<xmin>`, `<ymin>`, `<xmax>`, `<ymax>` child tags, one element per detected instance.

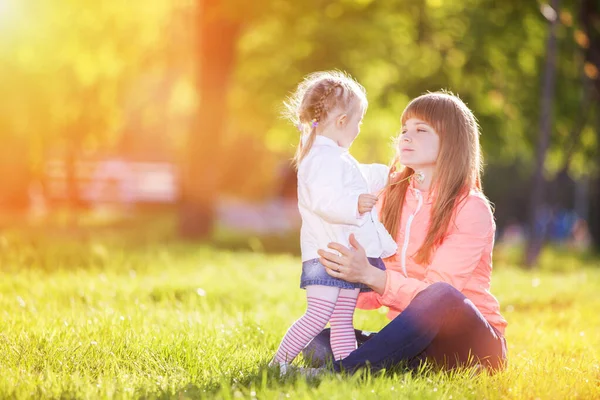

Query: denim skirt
<box><xmin>300</xmin><ymin>257</ymin><xmax>386</xmax><ymax>292</ymax></box>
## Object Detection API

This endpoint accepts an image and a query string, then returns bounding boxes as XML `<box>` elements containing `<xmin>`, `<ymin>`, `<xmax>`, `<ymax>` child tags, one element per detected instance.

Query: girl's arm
<box><xmin>300</xmin><ymin>154</ymin><xmax>367</xmax><ymax>226</ymax></box>
<box><xmin>359</xmin><ymin>163</ymin><xmax>390</xmax><ymax>194</ymax></box>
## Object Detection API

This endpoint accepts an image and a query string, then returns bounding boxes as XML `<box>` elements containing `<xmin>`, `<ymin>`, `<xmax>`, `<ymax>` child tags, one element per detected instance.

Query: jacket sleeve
<box><xmin>356</xmin><ymin>291</ymin><xmax>382</xmax><ymax>310</ymax></box>
<box><xmin>299</xmin><ymin>154</ymin><xmax>367</xmax><ymax>226</ymax></box>
<box><xmin>375</xmin><ymin>195</ymin><xmax>495</xmax><ymax>312</ymax></box>
<box><xmin>359</xmin><ymin>163</ymin><xmax>390</xmax><ymax>194</ymax></box>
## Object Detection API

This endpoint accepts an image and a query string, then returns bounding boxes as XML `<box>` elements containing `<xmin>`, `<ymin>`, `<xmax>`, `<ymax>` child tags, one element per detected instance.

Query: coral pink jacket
<box><xmin>357</xmin><ymin>181</ymin><xmax>507</xmax><ymax>334</ymax></box>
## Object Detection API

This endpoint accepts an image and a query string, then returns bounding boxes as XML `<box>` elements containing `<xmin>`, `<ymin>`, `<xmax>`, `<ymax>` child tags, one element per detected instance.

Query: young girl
<box><xmin>270</xmin><ymin>71</ymin><xmax>397</xmax><ymax>373</ymax></box>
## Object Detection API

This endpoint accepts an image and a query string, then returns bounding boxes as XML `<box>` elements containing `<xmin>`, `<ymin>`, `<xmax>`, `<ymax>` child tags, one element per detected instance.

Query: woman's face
<box><xmin>397</xmin><ymin>118</ymin><xmax>440</xmax><ymax>169</ymax></box>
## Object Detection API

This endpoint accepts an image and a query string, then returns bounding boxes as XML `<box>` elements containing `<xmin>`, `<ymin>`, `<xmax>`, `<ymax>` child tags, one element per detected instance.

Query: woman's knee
<box><xmin>302</xmin><ymin>329</ymin><xmax>333</xmax><ymax>367</ymax></box>
<box><xmin>418</xmin><ymin>282</ymin><xmax>464</xmax><ymax>305</ymax></box>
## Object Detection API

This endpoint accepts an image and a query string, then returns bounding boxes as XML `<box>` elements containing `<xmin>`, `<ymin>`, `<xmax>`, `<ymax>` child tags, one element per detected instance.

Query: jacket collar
<box><xmin>406</xmin><ymin>180</ymin><xmax>480</xmax><ymax>207</ymax></box>
<box><xmin>407</xmin><ymin>178</ymin><xmax>435</xmax><ymax>205</ymax></box>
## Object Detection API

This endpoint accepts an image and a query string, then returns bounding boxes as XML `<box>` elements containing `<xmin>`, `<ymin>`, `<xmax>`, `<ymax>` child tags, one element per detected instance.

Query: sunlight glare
<box><xmin>0</xmin><ymin>0</ymin><xmax>9</xmax><ymax>17</ymax></box>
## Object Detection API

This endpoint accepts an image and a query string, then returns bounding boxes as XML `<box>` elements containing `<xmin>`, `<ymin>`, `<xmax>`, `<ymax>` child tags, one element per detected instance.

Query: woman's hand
<box><xmin>318</xmin><ymin>234</ymin><xmax>387</xmax><ymax>294</ymax></box>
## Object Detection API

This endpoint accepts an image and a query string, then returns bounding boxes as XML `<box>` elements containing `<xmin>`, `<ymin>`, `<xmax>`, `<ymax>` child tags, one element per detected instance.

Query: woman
<box><xmin>308</xmin><ymin>91</ymin><xmax>508</xmax><ymax>373</ymax></box>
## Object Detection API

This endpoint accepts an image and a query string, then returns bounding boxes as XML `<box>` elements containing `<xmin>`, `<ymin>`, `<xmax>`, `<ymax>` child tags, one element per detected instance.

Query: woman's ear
<box><xmin>336</xmin><ymin>114</ymin><xmax>348</xmax><ymax>129</ymax></box>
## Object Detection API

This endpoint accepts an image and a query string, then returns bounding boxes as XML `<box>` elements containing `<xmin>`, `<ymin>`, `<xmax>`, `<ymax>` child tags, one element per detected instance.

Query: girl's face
<box><xmin>335</xmin><ymin>102</ymin><xmax>365</xmax><ymax>148</ymax></box>
<box><xmin>397</xmin><ymin>118</ymin><xmax>440</xmax><ymax>169</ymax></box>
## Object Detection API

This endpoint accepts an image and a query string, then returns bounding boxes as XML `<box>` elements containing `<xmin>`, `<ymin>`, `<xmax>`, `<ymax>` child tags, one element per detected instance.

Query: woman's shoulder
<box><xmin>453</xmin><ymin>190</ymin><xmax>495</xmax><ymax>235</ymax></box>
<box><xmin>460</xmin><ymin>190</ymin><xmax>493</xmax><ymax>212</ymax></box>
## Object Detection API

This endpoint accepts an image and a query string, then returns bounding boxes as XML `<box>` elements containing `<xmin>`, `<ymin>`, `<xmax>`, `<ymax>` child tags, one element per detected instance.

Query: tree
<box><xmin>178</xmin><ymin>0</ymin><xmax>241</xmax><ymax>238</ymax></box>
<box><xmin>0</xmin><ymin>1</ymin><xmax>186</xmax><ymax>211</ymax></box>
<box><xmin>525</xmin><ymin>1</ymin><xmax>561</xmax><ymax>267</ymax></box>
<box><xmin>580</xmin><ymin>0</ymin><xmax>600</xmax><ymax>250</ymax></box>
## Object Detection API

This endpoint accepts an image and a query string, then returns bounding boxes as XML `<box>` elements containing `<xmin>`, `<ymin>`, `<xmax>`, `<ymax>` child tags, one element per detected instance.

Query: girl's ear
<box><xmin>336</xmin><ymin>114</ymin><xmax>348</xmax><ymax>129</ymax></box>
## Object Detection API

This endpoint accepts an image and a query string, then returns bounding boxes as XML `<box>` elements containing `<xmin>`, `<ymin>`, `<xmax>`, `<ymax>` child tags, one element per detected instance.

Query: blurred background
<box><xmin>1</xmin><ymin>0</ymin><xmax>599</xmax><ymax>267</ymax></box>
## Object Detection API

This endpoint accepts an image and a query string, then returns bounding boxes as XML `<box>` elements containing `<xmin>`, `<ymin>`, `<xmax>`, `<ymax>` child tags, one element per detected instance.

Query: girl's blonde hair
<box><xmin>381</xmin><ymin>91</ymin><xmax>487</xmax><ymax>265</ymax></box>
<box><xmin>284</xmin><ymin>71</ymin><xmax>368</xmax><ymax>168</ymax></box>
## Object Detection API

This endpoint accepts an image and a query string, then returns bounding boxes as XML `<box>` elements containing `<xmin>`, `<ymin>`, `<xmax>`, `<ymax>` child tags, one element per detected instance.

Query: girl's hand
<box><xmin>358</xmin><ymin>194</ymin><xmax>378</xmax><ymax>215</ymax></box>
<box><xmin>318</xmin><ymin>234</ymin><xmax>370</xmax><ymax>284</ymax></box>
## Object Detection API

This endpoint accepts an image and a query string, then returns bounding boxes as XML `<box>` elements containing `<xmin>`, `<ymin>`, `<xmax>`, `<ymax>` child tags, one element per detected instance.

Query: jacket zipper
<box><xmin>401</xmin><ymin>189</ymin><xmax>423</xmax><ymax>277</ymax></box>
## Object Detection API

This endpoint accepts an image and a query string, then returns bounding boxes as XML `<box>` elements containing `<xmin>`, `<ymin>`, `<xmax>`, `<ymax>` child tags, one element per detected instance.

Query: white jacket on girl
<box><xmin>297</xmin><ymin>135</ymin><xmax>398</xmax><ymax>262</ymax></box>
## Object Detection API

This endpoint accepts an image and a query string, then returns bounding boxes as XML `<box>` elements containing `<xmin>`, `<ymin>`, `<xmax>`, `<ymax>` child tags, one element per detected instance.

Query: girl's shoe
<box><xmin>269</xmin><ymin>360</ymin><xmax>329</xmax><ymax>378</ymax></box>
<box><xmin>269</xmin><ymin>361</ymin><xmax>292</xmax><ymax>377</ymax></box>
<box><xmin>296</xmin><ymin>366</ymin><xmax>329</xmax><ymax>378</ymax></box>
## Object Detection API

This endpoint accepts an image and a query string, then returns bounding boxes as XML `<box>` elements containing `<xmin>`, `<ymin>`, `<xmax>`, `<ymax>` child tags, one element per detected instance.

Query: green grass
<box><xmin>0</xmin><ymin>223</ymin><xmax>599</xmax><ymax>399</ymax></box>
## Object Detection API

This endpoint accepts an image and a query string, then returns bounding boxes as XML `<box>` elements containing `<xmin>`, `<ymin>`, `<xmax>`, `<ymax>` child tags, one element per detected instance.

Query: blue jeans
<box><xmin>302</xmin><ymin>282</ymin><xmax>507</xmax><ymax>373</ymax></box>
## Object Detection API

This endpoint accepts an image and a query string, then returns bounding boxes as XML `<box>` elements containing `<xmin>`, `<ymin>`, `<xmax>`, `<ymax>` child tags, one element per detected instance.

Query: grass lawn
<box><xmin>0</xmin><ymin>219</ymin><xmax>599</xmax><ymax>399</ymax></box>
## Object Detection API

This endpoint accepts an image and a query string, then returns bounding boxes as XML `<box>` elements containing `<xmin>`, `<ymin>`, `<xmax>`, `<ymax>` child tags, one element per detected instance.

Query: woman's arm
<box><xmin>317</xmin><ymin>234</ymin><xmax>387</xmax><ymax>294</ymax></box>
<box><xmin>363</xmin><ymin>266</ymin><xmax>387</xmax><ymax>295</ymax></box>
<box><xmin>319</xmin><ymin>194</ymin><xmax>494</xmax><ymax>311</ymax></box>
<box><xmin>376</xmin><ymin>195</ymin><xmax>494</xmax><ymax>311</ymax></box>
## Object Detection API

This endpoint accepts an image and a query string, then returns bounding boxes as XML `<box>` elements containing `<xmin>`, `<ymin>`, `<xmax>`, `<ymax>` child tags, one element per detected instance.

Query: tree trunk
<box><xmin>0</xmin><ymin>135</ymin><xmax>30</xmax><ymax>211</ymax></box>
<box><xmin>179</xmin><ymin>0</ymin><xmax>240</xmax><ymax>238</ymax></box>
<box><xmin>524</xmin><ymin>0</ymin><xmax>560</xmax><ymax>268</ymax></box>
<box><xmin>589</xmin><ymin>103</ymin><xmax>600</xmax><ymax>250</ymax></box>
<box><xmin>581</xmin><ymin>0</ymin><xmax>600</xmax><ymax>96</ymax></box>
<box><xmin>581</xmin><ymin>0</ymin><xmax>600</xmax><ymax>250</ymax></box>
<box><xmin>65</xmin><ymin>138</ymin><xmax>81</xmax><ymax>209</ymax></box>
<box><xmin>591</xmin><ymin>178</ymin><xmax>600</xmax><ymax>251</ymax></box>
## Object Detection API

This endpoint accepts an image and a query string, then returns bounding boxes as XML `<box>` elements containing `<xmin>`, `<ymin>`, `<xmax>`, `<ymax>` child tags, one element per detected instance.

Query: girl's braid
<box><xmin>313</xmin><ymin>82</ymin><xmax>342</xmax><ymax>123</ymax></box>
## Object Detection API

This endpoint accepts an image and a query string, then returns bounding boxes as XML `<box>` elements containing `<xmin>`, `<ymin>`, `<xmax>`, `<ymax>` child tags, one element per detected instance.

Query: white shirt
<box><xmin>297</xmin><ymin>135</ymin><xmax>398</xmax><ymax>262</ymax></box>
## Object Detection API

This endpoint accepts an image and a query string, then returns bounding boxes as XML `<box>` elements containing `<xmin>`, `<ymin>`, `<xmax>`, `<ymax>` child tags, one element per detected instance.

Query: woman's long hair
<box><xmin>381</xmin><ymin>91</ymin><xmax>486</xmax><ymax>265</ymax></box>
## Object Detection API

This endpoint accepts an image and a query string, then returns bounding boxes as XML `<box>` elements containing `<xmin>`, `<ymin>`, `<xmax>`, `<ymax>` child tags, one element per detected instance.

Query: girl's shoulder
<box><xmin>298</xmin><ymin>147</ymin><xmax>352</xmax><ymax>175</ymax></box>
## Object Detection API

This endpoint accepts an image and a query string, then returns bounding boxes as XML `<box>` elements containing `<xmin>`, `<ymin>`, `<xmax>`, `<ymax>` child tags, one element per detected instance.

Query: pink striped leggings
<box><xmin>272</xmin><ymin>285</ymin><xmax>360</xmax><ymax>364</ymax></box>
